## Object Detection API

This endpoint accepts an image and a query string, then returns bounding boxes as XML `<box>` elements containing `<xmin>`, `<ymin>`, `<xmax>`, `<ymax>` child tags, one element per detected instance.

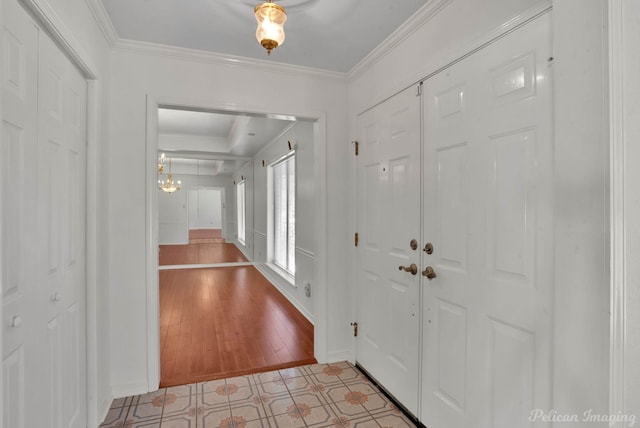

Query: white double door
<box><xmin>355</xmin><ymin>13</ymin><xmax>553</xmax><ymax>427</ymax></box>
<box><xmin>3</xmin><ymin>0</ymin><xmax>88</xmax><ymax>427</ymax></box>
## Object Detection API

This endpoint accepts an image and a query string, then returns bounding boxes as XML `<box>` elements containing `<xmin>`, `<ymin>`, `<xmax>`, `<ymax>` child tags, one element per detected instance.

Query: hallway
<box><xmin>159</xmin><ymin>233</ymin><xmax>315</xmax><ymax>387</ymax></box>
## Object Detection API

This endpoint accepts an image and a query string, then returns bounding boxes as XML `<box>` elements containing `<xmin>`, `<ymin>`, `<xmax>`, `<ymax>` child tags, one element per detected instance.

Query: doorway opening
<box><xmin>151</xmin><ymin>105</ymin><xmax>320</xmax><ymax>387</ymax></box>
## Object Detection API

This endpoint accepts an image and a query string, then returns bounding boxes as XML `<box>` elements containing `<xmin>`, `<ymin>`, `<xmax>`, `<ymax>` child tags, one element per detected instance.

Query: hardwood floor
<box><xmin>159</xmin><ymin>265</ymin><xmax>316</xmax><ymax>387</ymax></box>
<box><xmin>188</xmin><ymin>228</ymin><xmax>224</xmax><ymax>244</ymax></box>
<box><xmin>160</xmin><ymin>229</ymin><xmax>248</xmax><ymax>265</ymax></box>
<box><xmin>159</xmin><ymin>243</ymin><xmax>248</xmax><ymax>265</ymax></box>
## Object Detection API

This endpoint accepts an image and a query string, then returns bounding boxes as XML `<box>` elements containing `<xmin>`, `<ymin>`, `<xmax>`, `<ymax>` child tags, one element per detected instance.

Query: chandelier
<box><xmin>254</xmin><ymin>0</ymin><xmax>287</xmax><ymax>55</ymax></box>
<box><xmin>158</xmin><ymin>157</ymin><xmax>181</xmax><ymax>193</ymax></box>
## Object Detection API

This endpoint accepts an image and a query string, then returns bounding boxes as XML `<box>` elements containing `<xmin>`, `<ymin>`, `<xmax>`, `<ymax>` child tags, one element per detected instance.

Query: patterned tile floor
<box><xmin>100</xmin><ymin>361</ymin><xmax>416</xmax><ymax>428</ymax></box>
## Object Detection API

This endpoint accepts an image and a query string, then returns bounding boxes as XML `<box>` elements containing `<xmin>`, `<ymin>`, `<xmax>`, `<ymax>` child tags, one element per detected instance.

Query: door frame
<box><xmin>0</xmin><ymin>0</ymin><xmax>102</xmax><ymax>425</ymax></box>
<box><xmin>145</xmin><ymin>96</ymin><xmax>329</xmax><ymax>389</ymax></box>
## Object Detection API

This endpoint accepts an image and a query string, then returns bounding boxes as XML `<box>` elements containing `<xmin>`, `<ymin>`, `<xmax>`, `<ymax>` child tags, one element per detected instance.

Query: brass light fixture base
<box><xmin>261</xmin><ymin>39</ymin><xmax>279</xmax><ymax>55</ymax></box>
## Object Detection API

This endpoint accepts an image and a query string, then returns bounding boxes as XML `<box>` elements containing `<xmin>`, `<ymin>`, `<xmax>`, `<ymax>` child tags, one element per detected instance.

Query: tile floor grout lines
<box><xmin>100</xmin><ymin>361</ymin><xmax>416</xmax><ymax>428</ymax></box>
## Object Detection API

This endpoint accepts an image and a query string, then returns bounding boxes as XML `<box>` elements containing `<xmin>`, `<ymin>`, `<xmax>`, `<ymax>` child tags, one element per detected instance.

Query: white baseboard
<box><xmin>91</xmin><ymin>397</ymin><xmax>113</xmax><ymax>428</ymax></box>
<box><xmin>327</xmin><ymin>349</ymin><xmax>354</xmax><ymax>365</ymax></box>
<box><xmin>111</xmin><ymin>381</ymin><xmax>154</xmax><ymax>400</ymax></box>
<box><xmin>253</xmin><ymin>263</ymin><xmax>314</xmax><ymax>324</ymax></box>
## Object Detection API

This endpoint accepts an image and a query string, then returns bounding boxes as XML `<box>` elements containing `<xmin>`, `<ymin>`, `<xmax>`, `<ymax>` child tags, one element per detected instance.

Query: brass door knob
<box><xmin>422</xmin><ymin>266</ymin><xmax>437</xmax><ymax>279</ymax></box>
<box><xmin>399</xmin><ymin>264</ymin><xmax>418</xmax><ymax>275</ymax></box>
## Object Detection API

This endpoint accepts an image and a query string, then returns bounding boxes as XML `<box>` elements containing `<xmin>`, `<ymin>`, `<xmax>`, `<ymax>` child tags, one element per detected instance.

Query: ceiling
<box><xmin>131</xmin><ymin>2</ymin><xmax>430</xmax><ymax>175</ymax></box>
<box><xmin>158</xmin><ymin>108</ymin><xmax>295</xmax><ymax>176</ymax></box>
<box><xmin>100</xmin><ymin>0</ymin><xmax>430</xmax><ymax>73</ymax></box>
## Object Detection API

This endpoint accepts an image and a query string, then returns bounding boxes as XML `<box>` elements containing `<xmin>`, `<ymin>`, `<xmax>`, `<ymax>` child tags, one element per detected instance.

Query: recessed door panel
<box><xmin>2</xmin><ymin>122</ymin><xmax>24</xmax><ymax>299</ymax></box>
<box><xmin>436</xmin><ymin>144</ymin><xmax>469</xmax><ymax>272</ymax></box>
<box><xmin>487</xmin><ymin>130</ymin><xmax>536</xmax><ymax>285</ymax></box>
<box><xmin>363</xmin><ymin>163</ymin><xmax>381</xmax><ymax>250</ymax></box>
<box><xmin>488</xmin><ymin>319</ymin><xmax>535</xmax><ymax>428</ymax></box>
<box><xmin>436</xmin><ymin>299</ymin><xmax>467</xmax><ymax>411</ymax></box>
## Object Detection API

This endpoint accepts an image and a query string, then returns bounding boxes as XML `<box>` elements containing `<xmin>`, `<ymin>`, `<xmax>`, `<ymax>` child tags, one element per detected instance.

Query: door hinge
<box><xmin>354</xmin><ymin>232</ymin><xmax>359</xmax><ymax>247</ymax></box>
<box><xmin>353</xmin><ymin>140</ymin><xmax>359</xmax><ymax>156</ymax></box>
<box><xmin>350</xmin><ymin>322</ymin><xmax>358</xmax><ymax>337</ymax></box>
<box><xmin>416</xmin><ymin>82</ymin><xmax>423</xmax><ymax>96</ymax></box>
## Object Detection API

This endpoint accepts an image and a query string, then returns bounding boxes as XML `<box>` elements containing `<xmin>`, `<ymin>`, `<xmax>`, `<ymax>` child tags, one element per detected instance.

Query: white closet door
<box><xmin>2</xmin><ymin>1</ymin><xmax>87</xmax><ymax>426</ymax></box>
<box><xmin>421</xmin><ymin>14</ymin><xmax>553</xmax><ymax>428</ymax></box>
<box><xmin>38</xmin><ymin>28</ymin><xmax>88</xmax><ymax>428</ymax></box>
<box><xmin>355</xmin><ymin>86</ymin><xmax>422</xmax><ymax>414</ymax></box>
<box><xmin>2</xmin><ymin>1</ymin><xmax>43</xmax><ymax>426</ymax></box>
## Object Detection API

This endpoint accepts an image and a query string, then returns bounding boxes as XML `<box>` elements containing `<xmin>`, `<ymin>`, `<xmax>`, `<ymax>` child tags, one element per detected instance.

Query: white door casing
<box><xmin>421</xmin><ymin>13</ymin><xmax>553</xmax><ymax>428</ymax></box>
<box><xmin>355</xmin><ymin>85</ymin><xmax>422</xmax><ymax>415</ymax></box>
<box><xmin>2</xmin><ymin>1</ymin><xmax>88</xmax><ymax>426</ymax></box>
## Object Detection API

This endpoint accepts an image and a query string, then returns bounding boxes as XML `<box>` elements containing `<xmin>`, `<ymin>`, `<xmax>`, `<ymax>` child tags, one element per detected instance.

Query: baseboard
<box><xmin>92</xmin><ymin>397</ymin><xmax>112</xmax><ymax>428</ymax></box>
<box><xmin>111</xmin><ymin>381</ymin><xmax>153</xmax><ymax>400</ymax></box>
<box><xmin>253</xmin><ymin>263</ymin><xmax>314</xmax><ymax>324</ymax></box>
<box><xmin>327</xmin><ymin>349</ymin><xmax>354</xmax><ymax>365</ymax></box>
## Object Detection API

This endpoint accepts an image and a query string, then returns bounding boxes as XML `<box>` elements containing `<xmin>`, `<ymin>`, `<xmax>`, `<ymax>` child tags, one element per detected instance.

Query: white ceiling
<box><xmin>158</xmin><ymin>108</ymin><xmax>295</xmax><ymax>175</ymax></box>
<box><xmin>100</xmin><ymin>0</ymin><xmax>430</xmax><ymax>73</ymax></box>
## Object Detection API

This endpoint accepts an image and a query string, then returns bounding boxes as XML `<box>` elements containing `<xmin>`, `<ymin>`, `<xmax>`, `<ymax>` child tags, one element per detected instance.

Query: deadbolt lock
<box><xmin>410</xmin><ymin>239</ymin><xmax>418</xmax><ymax>251</ymax></box>
<box><xmin>423</xmin><ymin>242</ymin><xmax>434</xmax><ymax>254</ymax></box>
<box><xmin>422</xmin><ymin>266</ymin><xmax>437</xmax><ymax>280</ymax></box>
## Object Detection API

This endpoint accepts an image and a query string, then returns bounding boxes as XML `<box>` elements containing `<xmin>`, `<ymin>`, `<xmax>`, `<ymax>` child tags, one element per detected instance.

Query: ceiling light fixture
<box><xmin>158</xmin><ymin>152</ymin><xmax>165</xmax><ymax>174</ymax></box>
<box><xmin>254</xmin><ymin>0</ymin><xmax>287</xmax><ymax>55</ymax></box>
<box><xmin>158</xmin><ymin>158</ymin><xmax>181</xmax><ymax>193</ymax></box>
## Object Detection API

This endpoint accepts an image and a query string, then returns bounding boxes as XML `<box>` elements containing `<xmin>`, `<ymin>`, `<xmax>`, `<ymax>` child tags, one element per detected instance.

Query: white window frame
<box><xmin>236</xmin><ymin>180</ymin><xmax>246</xmax><ymax>245</ymax></box>
<box><xmin>268</xmin><ymin>152</ymin><xmax>296</xmax><ymax>278</ymax></box>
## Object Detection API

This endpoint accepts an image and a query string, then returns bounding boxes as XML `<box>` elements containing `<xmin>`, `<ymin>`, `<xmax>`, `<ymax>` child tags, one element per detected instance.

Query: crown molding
<box><xmin>84</xmin><ymin>0</ymin><xmax>119</xmax><ymax>47</ymax></box>
<box><xmin>113</xmin><ymin>38</ymin><xmax>348</xmax><ymax>81</ymax></box>
<box><xmin>347</xmin><ymin>0</ymin><xmax>453</xmax><ymax>79</ymax></box>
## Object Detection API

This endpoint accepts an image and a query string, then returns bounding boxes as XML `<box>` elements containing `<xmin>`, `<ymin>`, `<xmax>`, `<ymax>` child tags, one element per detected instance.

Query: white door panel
<box><xmin>356</xmin><ymin>86</ymin><xmax>421</xmax><ymax>415</ymax></box>
<box><xmin>421</xmin><ymin>14</ymin><xmax>553</xmax><ymax>428</ymax></box>
<box><xmin>2</xmin><ymin>1</ymin><xmax>88</xmax><ymax>426</ymax></box>
<box><xmin>2</xmin><ymin>1</ymin><xmax>42</xmax><ymax>426</ymax></box>
<box><xmin>38</xmin><ymin>30</ymin><xmax>88</xmax><ymax>428</ymax></box>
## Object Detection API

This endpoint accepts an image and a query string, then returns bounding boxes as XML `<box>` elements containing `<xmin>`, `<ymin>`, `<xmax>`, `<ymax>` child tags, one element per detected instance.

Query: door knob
<box><xmin>399</xmin><ymin>264</ymin><xmax>418</xmax><ymax>275</ymax></box>
<box><xmin>422</xmin><ymin>266</ymin><xmax>437</xmax><ymax>280</ymax></box>
<box><xmin>10</xmin><ymin>316</ymin><xmax>22</xmax><ymax>328</ymax></box>
<box><xmin>423</xmin><ymin>242</ymin><xmax>434</xmax><ymax>254</ymax></box>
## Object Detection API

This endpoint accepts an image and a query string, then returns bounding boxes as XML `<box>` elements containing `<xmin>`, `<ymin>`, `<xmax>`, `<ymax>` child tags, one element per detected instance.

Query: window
<box><xmin>237</xmin><ymin>180</ymin><xmax>245</xmax><ymax>245</ymax></box>
<box><xmin>271</xmin><ymin>154</ymin><xmax>295</xmax><ymax>274</ymax></box>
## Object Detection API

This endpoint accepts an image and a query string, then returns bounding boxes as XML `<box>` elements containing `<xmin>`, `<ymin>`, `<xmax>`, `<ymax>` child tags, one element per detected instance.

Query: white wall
<box><xmin>108</xmin><ymin>49</ymin><xmax>349</xmax><ymax>395</ymax></box>
<box><xmin>251</xmin><ymin>121</ymin><xmax>316</xmax><ymax>320</ymax></box>
<box><xmin>552</xmin><ymin>1</ymin><xmax>610</xmax><ymax>424</ymax></box>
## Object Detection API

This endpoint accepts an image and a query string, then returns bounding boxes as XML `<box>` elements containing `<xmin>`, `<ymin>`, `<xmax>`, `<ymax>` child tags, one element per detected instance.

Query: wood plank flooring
<box><xmin>189</xmin><ymin>228</ymin><xmax>224</xmax><ymax>244</ymax></box>
<box><xmin>159</xmin><ymin>265</ymin><xmax>316</xmax><ymax>387</ymax></box>
<box><xmin>160</xmin><ymin>229</ymin><xmax>248</xmax><ymax>265</ymax></box>
<box><xmin>159</xmin><ymin>243</ymin><xmax>248</xmax><ymax>265</ymax></box>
